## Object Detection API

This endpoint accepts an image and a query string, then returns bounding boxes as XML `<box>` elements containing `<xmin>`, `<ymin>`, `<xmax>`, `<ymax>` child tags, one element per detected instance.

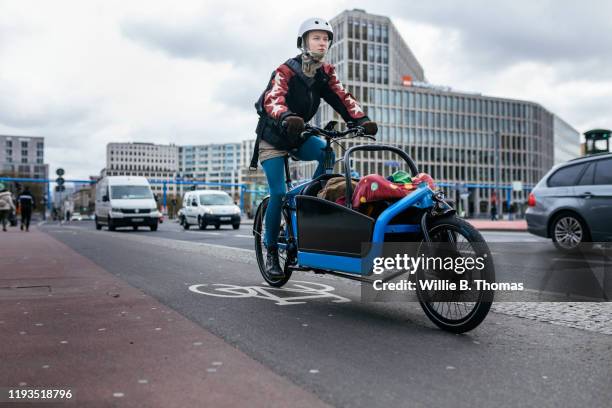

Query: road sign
<box><xmin>56</xmin><ymin>168</ymin><xmax>65</xmax><ymax>176</ymax></box>
<box><xmin>512</xmin><ymin>181</ymin><xmax>523</xmax><ymax>192</ymax></box>
<box><xmin>56</xmin><ymin>177</ymin><xmax>65</xmax><ymax>186</ymax></box>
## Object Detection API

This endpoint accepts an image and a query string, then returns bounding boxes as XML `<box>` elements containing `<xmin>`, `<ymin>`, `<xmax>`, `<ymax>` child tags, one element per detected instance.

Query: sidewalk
<box><xmin>465</xmin><ymin>219</ymin><xmax>528</xmax><ymax>232</ymax></box>
<box><xmin>0</xmin><ymin>227</ymin><xmax>329</xmax><ymax>408</ymax></box>
<box><xmin>239</xmin><ymin>217</ymin><xmax>528</xmax><ymax>232</ymax></box>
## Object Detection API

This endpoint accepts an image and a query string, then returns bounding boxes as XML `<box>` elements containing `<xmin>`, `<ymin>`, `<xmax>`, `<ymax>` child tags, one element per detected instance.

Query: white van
<box><xmin>95</xmin><ymin>176</ymin><xmax>160</xmax><ymax>231</ymax></box>
<box><xmin>181</xmin><ymin>190</ymin><xmax>241</xmax><ymax>230</ymax></box>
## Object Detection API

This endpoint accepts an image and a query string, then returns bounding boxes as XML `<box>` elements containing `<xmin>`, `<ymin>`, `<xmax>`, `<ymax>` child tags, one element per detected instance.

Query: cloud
<box><xmin>0</xmin><ymin>0</ymin><xmax>610</xmax><ymax>180</ymax></box>
<box><xmin>377</xmin><ymin>0</ymin><xmax>612</xmax><ymax>73</ymax></box>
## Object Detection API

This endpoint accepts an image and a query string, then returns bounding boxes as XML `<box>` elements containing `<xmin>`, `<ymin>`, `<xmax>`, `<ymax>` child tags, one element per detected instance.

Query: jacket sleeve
<box><xmin>320</xmin><ymin>63</ymin><xmax>370</xmax><ymax>125</ymax></box>
<box><xmin>262</xmin><ymin>64</ymin><xmax>298</xmax><ymax>124</ymax></box>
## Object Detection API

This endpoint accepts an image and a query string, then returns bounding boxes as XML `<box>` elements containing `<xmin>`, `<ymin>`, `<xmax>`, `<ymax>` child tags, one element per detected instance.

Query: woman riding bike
<box><xmin>252</xmin><ymin>17</ymin><xmax>378</xmax><ymax>278</ymax></box>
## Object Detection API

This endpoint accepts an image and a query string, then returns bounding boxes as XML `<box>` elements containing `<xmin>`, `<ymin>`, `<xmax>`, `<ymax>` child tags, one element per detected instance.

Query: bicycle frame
<box><xmin>275</xmin><ymin>141</ymin><xmax>436</xmax><ymax>277</ymax></box>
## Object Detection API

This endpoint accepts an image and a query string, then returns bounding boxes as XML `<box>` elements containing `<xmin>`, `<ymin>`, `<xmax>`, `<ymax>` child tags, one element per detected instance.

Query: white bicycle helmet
<box><xmin>297</xmin><ymin>17</ymin><xmax>334</xmax><ymax>49</ymax></box>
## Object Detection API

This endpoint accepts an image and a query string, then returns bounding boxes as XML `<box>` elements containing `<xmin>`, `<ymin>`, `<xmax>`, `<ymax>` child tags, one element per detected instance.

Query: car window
<box><xmin>577</xmin><ymin>163</ymin><xmax>595</xmax><ymax>185</ymax></box>
<box><xmin>594</xmin><ymin>159</ymin><xmax>612</xmax><ymax>185</ymax></box>
<box><xmin>111</xmin><ymin>185</ymin><xmax>153</xmax><ymax>200</ymax></box>
<box><xmin>199</xmin><ymin>194</ymin><xmax>233</xmax><ymax>206</ymax></box>
<box><xmin>547</xmin><ymin>163</ymin><xmax>587</xmax><ymax>187</ymax></box>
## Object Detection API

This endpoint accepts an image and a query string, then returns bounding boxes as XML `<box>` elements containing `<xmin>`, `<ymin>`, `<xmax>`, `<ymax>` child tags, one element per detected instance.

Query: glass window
<box><xmin>382</xmin><ymin>46</ymin><xmax>388</xmax><ymax>64</ymax></box>
<box><xmin>547</xmin><ymin>163</ymin><xmax>587</xmax><ymax>187</ymax></box>
<box><xmin>383</xmin><ymin>90</ymin><xmax>389</xmax><ymax>105</ymax></box>
<box><xmin>376</xmin><ymin>45</ymin><xmax>382</xmax><ymax>63</ymax></box>
<box><xmin>362</xmin><ymin>64</ymin><xmax>367</xmax><ymax>82</ymax></box>
<box><xmin>368</xmin><ymin>44</ymin><xmax>374</xmax><ymax>62</ymax></box>
<box><xmin>395</xmin><ymin>90</ymin><xmax>401</xmax><ymax>106</ymax></box>
<box><xmin>375</xmin><ymin>89</ymin><xmax>381</xmax><ymax>104</ymax></box>
<box><xmin>368</xmin><ymin>65</ymin><xmax>375</xmax><ymax>83</ymax></box>
<box><xmin>111</xmin><ymin>185</ymin><xmax>154</xmax><ymax>200</ymax></box>
<box><xmin>382</xmin><ymin>25</ymin><xmax>388</xmax><ymax>43</ymax></box>
<box><xmin>368</xmin><ymin>23</ymin><xmax>374</xmax><ymax>41</ymax></box>
<box><xmin>377</xmin><ymin>65</ymin><xmax>382</xmax><ymax>84</ymax></box>
<box><xmin>594</xmin><ymin>159</ymin><xmax>612</xmax><ymax>185</ymax></box>
<box><xmin>355</xmin><ymin>42</ymin><xmax>361</xmax><ymax>59</ymax></box>
<box><xmin>383</xmin><ymin>68</ymin><xmax>388</xmax><ymax>84</ymax></box>
<box><xmin>577</xmin><ymin>163</ymin><xmax>595</xmax><ymax>186</ymax></box>
<box><xmin>348</xmin><ymin>41</ymin><xmax>353</xmax><ymax>59</ymax></box>
<box><xmin>348</xmin><ymin>62</ymin><xmax>353</xmax><ymax>80</ymax></box>
<box><xmin>375</xmin><ymin>24</ymin><xmax>381</xmax><ymax>42</ymax></box>
<box><xmin>200</xmin><ymin>194</ymin><xmax>233</xmax><ymax>205</ymax></box>
<box><xmin>353</xmin><ymin>20</ymin><xmax>360</xmax><ymax>39</ymax></box>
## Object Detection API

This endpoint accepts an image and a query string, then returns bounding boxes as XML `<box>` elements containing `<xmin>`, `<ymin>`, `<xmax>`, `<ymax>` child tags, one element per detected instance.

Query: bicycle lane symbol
<box><xmin>188</xmin><ymin>280</ymin><xmax>351</xmax><ymax>306</ymax></box>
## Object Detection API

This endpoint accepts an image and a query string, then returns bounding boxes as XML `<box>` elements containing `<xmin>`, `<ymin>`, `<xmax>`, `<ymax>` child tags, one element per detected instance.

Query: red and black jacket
<box><xmin>253</xmin><ymin>55</ymin><xmax>370</xmax><ymax>156</ymax></box>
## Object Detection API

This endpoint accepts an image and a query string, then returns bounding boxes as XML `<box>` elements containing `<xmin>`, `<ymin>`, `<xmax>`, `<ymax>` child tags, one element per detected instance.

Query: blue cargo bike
<box><xmin>253</xmin><ymin>122</ymin><xmax>495</xmax><ymax>333</ymax></box>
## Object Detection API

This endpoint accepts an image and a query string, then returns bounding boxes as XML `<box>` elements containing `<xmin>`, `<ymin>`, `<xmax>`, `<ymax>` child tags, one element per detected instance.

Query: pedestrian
<box><xmin>490</xmin><ymin>203</ymin><xmax>498</xmax><ymax>221</ymax></box>
<box><xmin>18</xmin><ymin>186</ymin><xmax>35</xmax><ymax>231</ymax></box>
<box><xmin>250</xmin><ymin>17</ymin><xmax>378</xmax><ymax>278</ymax></box>
<box><xmin>0</xmin><ymin>183</ymin><xmax>16</xmax><ymax>232</ymax></box>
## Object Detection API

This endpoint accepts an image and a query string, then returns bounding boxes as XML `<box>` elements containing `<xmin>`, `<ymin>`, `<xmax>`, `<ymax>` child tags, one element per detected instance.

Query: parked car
<box><xmin>70</xmin><ymin>212</ymin><xmax>83</xmax><ymax>221</ymax></box>
<box><xmin>181</xmin><ymin>190</ymin><xmax>241</xmax><ymax>230</ymax></box>
<box><xmin>526</xmin><ymin>153</ymin><xmax>612</xmax><ymax>251</ymax></box>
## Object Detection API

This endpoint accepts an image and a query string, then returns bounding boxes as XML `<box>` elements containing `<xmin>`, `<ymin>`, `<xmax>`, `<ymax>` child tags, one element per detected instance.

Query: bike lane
<box><xmin>35</xmin><ymin>223</ymin><xmax>612</xmax><ymax>408</ymax></box>
<box><xmin>0</xmin><ymin>227</ymin><xmax>330</xmax><ymax>408</ymax></box>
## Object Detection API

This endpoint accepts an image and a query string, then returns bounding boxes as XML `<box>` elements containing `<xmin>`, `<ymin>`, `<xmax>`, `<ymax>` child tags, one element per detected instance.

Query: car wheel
<box><xmin>150</xmin><ymin>221</ymin><xmax>158</xmax><ymax>231</ymax></box>
<box><xmin>95</xmin><ymin>216</ymin><xmax>102</xmax><ymax>230</ymax></box>
<box><xmin>551</xmin><ymin>213</ymin><xmax>590</xmax><ymax>252</ymax></box>
<box><xmin>183</xmin><ymin>217</ymin><xmax>190</xmax><ymax>230</ymax></box>
<box><xmin>133</xmin><ymin>226</ymin><xmax>138</xmax><ymax>231</ymax></box>
<box><xmin>233</xmin><ymin>223</ymin><xmax>240</xmax><ymax>230</ymax></box>
<box><xmin>215</xmin><ymin>224</ymin><xmax>221</xmax><ymax>230</ymax></box>
<box><xmin>108</xmin><ymin>218</ymin><xmax>116</xmax><ymax>231</ymax></box>
<box><xmin>198</xmin><ymin>216</ymin><xmax>207</xmax><ymax>230</ymax></box>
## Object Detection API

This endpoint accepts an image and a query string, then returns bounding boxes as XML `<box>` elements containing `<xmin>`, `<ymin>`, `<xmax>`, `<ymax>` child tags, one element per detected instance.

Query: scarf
<box><xmin>302</xmin><ymin>50</ymin><xmax>326</xmax><ymax>78</ymax></box>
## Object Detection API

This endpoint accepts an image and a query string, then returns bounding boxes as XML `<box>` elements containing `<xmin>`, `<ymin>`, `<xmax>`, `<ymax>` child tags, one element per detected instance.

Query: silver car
<box><xmin>526</xmin><ymin>153</ymin><xmax>612</xmax><ymax>251</ymax></box>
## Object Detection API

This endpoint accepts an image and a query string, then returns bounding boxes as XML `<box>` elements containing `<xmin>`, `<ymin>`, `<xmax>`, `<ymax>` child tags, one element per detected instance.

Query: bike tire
<box><xmin>415</xmin><ymin>215</ymin><xmax>495</xmax><ymax>334</ymax></box>
<box><xmin>253</xmin><ymin>197</ymin><xmax>292</xmax><ymax>288</ymax></box>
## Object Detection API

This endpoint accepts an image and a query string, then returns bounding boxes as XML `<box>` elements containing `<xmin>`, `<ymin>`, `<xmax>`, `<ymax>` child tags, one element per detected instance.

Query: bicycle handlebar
<box><xmin>302</xmin><ymin>124</ymin><xmax>373</xmax><ymax>140</ymax></box>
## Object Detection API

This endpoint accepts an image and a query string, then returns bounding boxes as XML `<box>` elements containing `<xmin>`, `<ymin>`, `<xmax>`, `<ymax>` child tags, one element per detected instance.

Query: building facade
<box><xmin>553</xmin><ymin>115</ymin><xmax>581</xmax><ymax>165</ymax></box>
<box><xmin>105</xmin><ymin>142</ymin><xmax>179</xmax><ymax>195</ymax></box>
<box><xmin>308</xmin><ymin>9</ymin><xmax>578</xmax><ymax>217</ymax></box>
<box><xmin>178</xmin><ymin>143</ymin><xmax>242</xmax><ymax>199</ymax></box>
<box><xmin>0</xmin><ymin>135</ymin><xmax>49</xmax><ymax>180</ymax></box>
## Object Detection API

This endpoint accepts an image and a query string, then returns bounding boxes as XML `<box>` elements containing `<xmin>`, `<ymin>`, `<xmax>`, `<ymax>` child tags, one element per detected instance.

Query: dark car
<box><xmin>526</xmin><ymin>153</ymin><xmax>612</xmax><ymax>251</ymax></box>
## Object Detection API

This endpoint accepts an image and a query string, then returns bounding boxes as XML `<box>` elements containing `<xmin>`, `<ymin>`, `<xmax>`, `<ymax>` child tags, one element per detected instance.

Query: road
<box><xmin>34</xmin><ymin>220</ymin><xmax>612</xmax><ymax>408</ymax></box>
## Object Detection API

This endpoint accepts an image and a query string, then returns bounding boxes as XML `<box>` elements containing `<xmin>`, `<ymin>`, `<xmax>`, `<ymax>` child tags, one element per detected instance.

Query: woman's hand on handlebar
<box><xmin>361</xmin><ymin>121</ymin><xmax>378</xmax><ymax>136</ymax></box>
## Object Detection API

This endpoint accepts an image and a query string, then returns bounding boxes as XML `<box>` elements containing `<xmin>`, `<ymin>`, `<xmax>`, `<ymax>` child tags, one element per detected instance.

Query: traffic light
<box><xmin>55</xmin><ymin>168</ymin><xmax>65</xmax><ymax>193</ymax></box>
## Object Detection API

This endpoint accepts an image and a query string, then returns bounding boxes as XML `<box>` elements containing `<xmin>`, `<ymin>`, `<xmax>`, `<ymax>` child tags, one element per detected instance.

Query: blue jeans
<box><xmin>261</xmin><ymin>136</ymin><xmax>334</xmax><ymax>248</ymax></box>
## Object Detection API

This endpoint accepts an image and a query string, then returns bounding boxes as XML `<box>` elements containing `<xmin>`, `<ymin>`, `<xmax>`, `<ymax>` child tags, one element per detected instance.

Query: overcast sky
<box><xmin>1</xmin><ymin>0</ymin><xmax>611</xmax><ymax>179</ymax></box>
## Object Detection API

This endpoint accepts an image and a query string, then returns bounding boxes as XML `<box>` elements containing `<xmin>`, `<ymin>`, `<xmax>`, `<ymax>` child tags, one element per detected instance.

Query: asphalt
<box><xmin>1</xmin><ymin>223</ymin><xmax>607</xmax><ymax>407</ymax></box>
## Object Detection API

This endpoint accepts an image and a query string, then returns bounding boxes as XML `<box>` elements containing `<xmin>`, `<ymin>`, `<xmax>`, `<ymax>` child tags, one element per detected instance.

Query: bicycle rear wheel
<box><xmin>253</xmin><ymin>197</ymin><xmax>293</xmax><ymax>287</ymax></box>
<box><xmin>416</xmin><ymin>216</ymin><xmax>495</xmax><ymax>333</ymax></box>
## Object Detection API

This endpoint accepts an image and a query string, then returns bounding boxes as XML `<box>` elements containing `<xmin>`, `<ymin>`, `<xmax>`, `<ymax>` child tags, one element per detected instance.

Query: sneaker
<box><xmin>265</xmin><ymin>247</ymin><xmax>284</xmax><ymax>279</ymax></box>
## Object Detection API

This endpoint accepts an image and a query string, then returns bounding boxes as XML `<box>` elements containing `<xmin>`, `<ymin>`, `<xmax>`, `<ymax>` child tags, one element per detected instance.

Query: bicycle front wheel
<box><xmin>253</xmin><ymin>197</ymin><xmax>292</xmax><ymax>287</ymax></box>
<box><xmin>416</xmin><ymin>216</ymin><xmax>495</xmax><ymax>333</ymax></box>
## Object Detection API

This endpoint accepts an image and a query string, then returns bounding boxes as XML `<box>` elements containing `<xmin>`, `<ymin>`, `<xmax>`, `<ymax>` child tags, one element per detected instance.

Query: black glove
<box><xmin>362</xmin><ymin>121</ymin><xmax>378</xmax><ymax>136</ymax></box>
<box><xmin>283</xmin><ymin>116</ymin><xmax>305</xmax><ymax>138</ymax></box>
